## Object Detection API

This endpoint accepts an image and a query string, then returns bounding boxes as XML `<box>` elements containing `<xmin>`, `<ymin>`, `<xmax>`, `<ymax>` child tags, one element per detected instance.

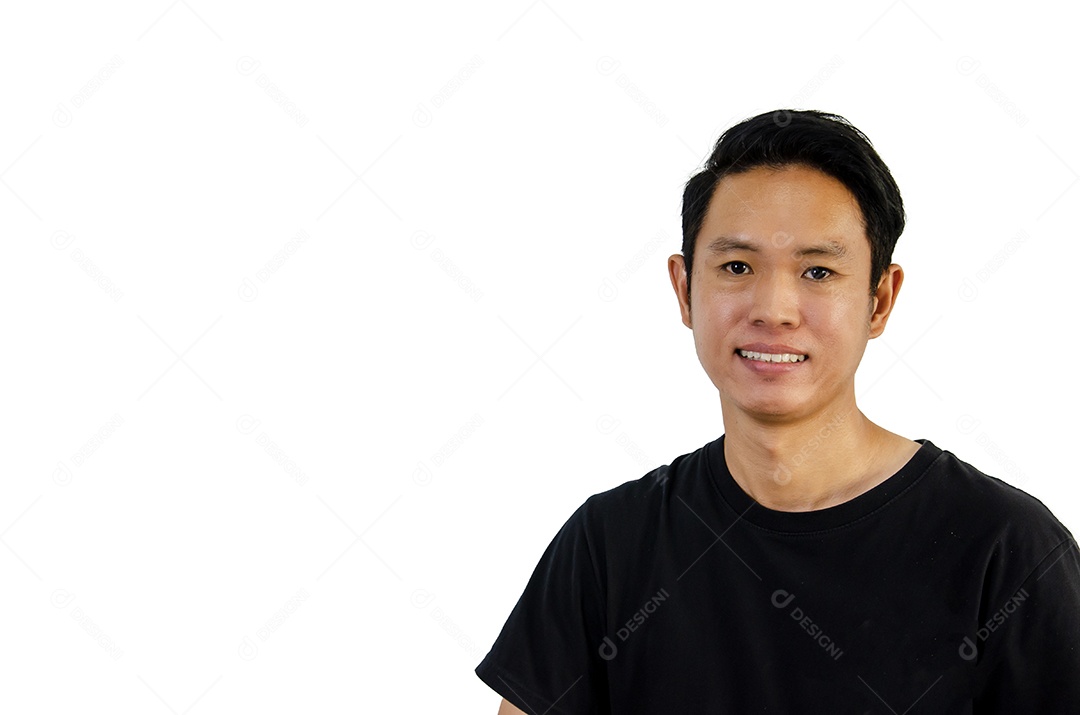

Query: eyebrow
<box><xmin>705</xmin><ymin>236</ymin><xmax>849</xmax><ymax>260</ymax></box>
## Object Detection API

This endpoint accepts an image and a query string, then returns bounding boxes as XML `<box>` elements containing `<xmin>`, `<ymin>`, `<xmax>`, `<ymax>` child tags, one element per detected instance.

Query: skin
<box><xmin>667</xmin><ymin>163</ymin><xmax>920</xmax><ymax>512</ymax></box>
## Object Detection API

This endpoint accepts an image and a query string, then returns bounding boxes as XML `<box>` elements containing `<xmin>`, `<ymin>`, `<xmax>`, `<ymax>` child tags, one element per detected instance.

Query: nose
<box><xmin>748</xmin><ymin>272</ymin><xmax>800</xmax><ymax>328</ymax></box>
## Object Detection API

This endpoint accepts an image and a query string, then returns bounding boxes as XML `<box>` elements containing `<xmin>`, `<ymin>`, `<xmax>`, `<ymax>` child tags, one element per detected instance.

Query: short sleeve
<box><xmin>973</xmin><ymin>536</ymin><xmax>1080</xmax><ymax>711</ymax></box>
<box><xmin>475</xmin><ymin>498</ymin><xmax>610</xmax><ymax>715</ymax></box>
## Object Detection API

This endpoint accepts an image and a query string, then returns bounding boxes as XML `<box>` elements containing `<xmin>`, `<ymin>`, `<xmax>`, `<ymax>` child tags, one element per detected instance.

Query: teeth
<box><xmin>738</xmin><ymin>350</ymin><xmax>807</xmax><ymax>363</ymax></box>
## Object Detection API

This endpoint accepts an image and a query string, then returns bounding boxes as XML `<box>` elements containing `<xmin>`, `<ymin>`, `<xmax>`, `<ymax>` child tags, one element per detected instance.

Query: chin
<box><xmin>725</xmin><ymin>388</ymin><xmax>812</xmax><ymax>418</ymax></box>
<box><xmin>744</xmin><ymin>403</ymin><xmax>803</xmax><ymax>420</ymax></box>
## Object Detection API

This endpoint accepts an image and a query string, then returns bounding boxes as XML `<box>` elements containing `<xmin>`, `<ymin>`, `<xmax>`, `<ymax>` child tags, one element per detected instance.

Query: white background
<box><xmin>2</xmin><ymin>1</ymin><xmax>1077</xmax><ymax>712</ymax></box>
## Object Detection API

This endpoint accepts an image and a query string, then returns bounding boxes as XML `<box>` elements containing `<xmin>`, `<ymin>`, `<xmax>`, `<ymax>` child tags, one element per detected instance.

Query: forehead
<box><xmin>699</xmin><ymin>164</ymin><xmax>869</xmax><ymax>257</ymax></box>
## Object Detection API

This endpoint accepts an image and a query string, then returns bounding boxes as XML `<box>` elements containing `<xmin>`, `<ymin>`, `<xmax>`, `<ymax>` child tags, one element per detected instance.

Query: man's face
<box><xmin>668</xmin><ymin>163</ymin><xmax>902</xmax><ymax>423</ymax></box>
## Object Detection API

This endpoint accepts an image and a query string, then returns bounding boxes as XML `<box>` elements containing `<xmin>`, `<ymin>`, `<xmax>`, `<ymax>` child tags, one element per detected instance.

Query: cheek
<box><xmin>697</xmin><ymin>289</ymin><xmax>741</xmax><ymax>322</ymax></box>
<box><xmin>690</xmin><ymin>307</ymin><xmax>732</xmax><ymax>362</ymax></box>
<box><xmin>804</xmin><ymin>299</ymin><xmax>868</xmax><ymax>351</ymax></box>
<box><xmin>694</xmin><ymin>299</ymin><xmax>738</xmax><ymax>343</ymax></box>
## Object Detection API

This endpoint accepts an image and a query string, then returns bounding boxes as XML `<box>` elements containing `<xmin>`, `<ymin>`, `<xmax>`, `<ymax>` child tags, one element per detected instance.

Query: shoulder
<box><xmin>585</xmin><ymin>439</ymin><xmax>707</xmax><ymax>505</ymax></box>
<box><xmin>568</xmin><ymin>441</ymin><xmax>711</xmax><ymax>545</ymax></box>
<box><xmin>928</xmin><ymin>445</ymin><xmax>1069</xmax><ymax>528</ymax></box>
<box><xmin>922</xmin><ymin>442</ymin><xmax>1076</xmax><ymax>569</ymax></box>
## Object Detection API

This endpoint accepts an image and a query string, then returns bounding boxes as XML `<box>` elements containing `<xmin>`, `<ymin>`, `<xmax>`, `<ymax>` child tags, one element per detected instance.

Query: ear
<box><xmin>668</xmin><ymin>254</ymin><xmax>693</xmax><ymax>329</ymax></box>
<box><xmin>868</xmin><ymin>264</ymin><xmax>904</xmax><ymax>339</ymax></box>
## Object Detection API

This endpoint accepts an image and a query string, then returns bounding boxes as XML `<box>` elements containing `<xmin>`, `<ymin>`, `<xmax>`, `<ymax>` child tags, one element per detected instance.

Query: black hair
<box><xmin>680</xmin><ymin>109</ymin><xmax>905</xmax><ymax>304</ymax></box>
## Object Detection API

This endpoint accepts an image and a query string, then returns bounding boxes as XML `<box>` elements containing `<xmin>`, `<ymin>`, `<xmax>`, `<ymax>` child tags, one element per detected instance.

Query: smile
<box><xmin>737</xmin><ymin>349</ymin><xmax>807</xmax><ymax>363</ymax></box>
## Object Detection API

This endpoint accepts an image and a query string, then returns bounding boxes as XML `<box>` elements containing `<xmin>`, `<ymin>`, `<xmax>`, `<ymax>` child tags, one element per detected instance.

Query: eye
<box><xmin>721</xmin><ymin>261</ymin><xmax>751</xmax><ymax>276</ymax></box>
<box><xmin>804</xmin><ymin>266</ymin><xmax>832</xmax><ymax>281</ymax></box>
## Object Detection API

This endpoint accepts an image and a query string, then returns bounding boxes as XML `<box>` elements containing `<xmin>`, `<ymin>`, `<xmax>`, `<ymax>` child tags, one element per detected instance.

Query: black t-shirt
<box><xmin>475</xmin><ymin>435</ymin><xmax>1080</xmax><ymax>713</ymax></box>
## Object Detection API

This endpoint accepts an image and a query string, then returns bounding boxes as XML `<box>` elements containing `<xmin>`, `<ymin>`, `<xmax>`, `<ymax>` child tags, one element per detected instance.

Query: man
<box><xmin>475</xmin><ymin>109</ymin><xmax>1080</xmax><ymax>712</ymax></box>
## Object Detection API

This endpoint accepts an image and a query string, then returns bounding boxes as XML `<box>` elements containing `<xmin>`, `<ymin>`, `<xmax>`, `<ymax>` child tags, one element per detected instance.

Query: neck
<box><xmin>719</xmin><ymin>396</ymin><xmax>903</xmax><ymax>512</ymax></box>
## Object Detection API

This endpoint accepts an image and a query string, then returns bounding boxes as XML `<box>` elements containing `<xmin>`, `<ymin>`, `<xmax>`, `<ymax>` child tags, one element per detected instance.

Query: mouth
<box><xmin>736</xmin><ymin>348</ymin><xmax>808</xmax><ymax>364</ymax></box>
